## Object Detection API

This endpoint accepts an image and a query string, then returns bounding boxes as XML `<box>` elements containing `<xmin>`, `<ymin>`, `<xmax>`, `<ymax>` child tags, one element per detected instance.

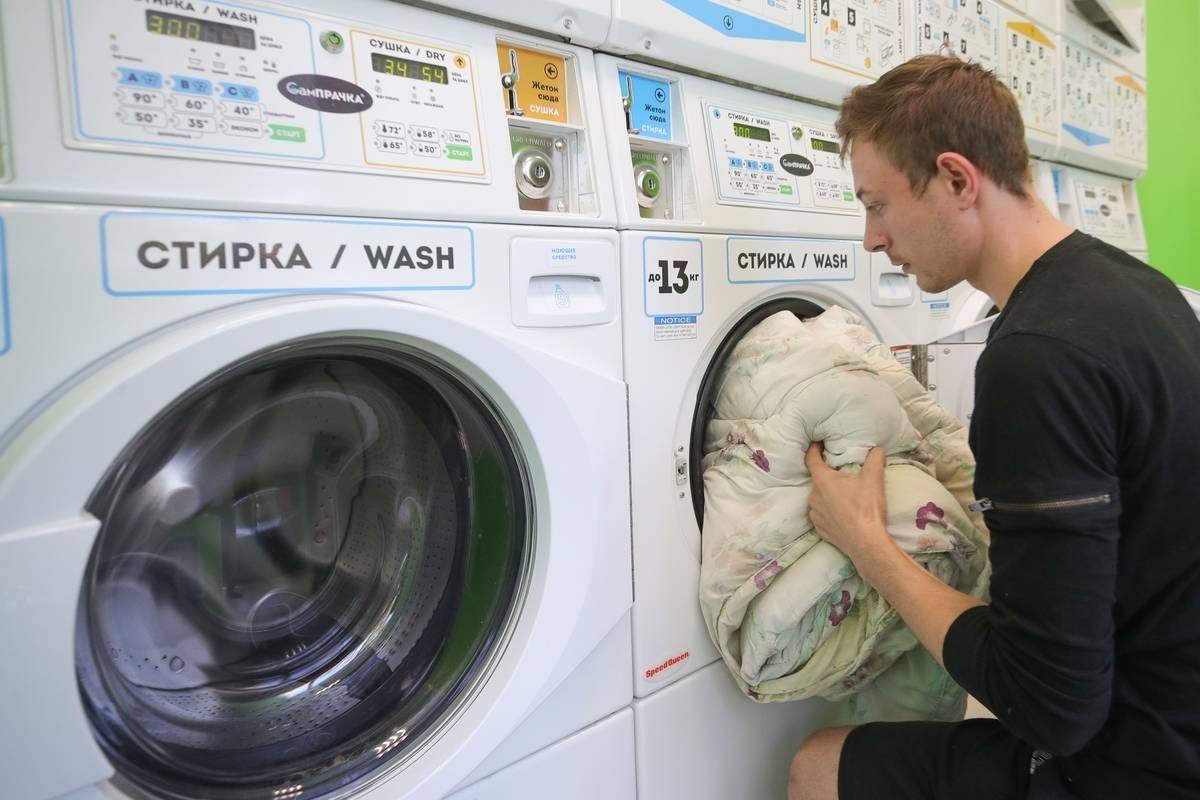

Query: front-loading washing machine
<box><xmin>0</xmin><ymin>1</ymin><xmax>634</xmax><ymax>798</ymax></box>
<box><xmin>593</xmin><ymin>54</ymin><xmax>933</xmax><ymax>798</ymax></box>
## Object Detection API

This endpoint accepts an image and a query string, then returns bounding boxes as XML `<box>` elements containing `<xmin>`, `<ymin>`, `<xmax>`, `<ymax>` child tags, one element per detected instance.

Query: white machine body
<box><xmin>0</xmin><ymin>1</ymin><xmax>635</xmax><ymax>799</ymax></box>
<box><xmin>595</xmin><ymin>54</ymin><xmax>922</xmax><ymax>700</ymax></box>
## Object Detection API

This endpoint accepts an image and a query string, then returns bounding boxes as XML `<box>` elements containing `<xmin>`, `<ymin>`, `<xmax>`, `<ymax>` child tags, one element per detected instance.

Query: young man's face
<box><xmin>849</xmin><ymin>140</ymin><xmax>974</xmax><ymax>294</ymax></box>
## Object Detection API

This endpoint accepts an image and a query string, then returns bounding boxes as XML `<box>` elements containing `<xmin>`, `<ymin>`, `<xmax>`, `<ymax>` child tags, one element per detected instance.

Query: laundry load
<box><xmin>698</xmin><ymin>307</ymin><xmax>990</xmax><ymax>722</ymax></box>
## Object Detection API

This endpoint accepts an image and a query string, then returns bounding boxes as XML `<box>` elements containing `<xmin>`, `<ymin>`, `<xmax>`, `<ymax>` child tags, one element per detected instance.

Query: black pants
<box><xmin>838</xmin><ymin>720</ymin><xmax>1079</xmax><ymax>800</ymax></box>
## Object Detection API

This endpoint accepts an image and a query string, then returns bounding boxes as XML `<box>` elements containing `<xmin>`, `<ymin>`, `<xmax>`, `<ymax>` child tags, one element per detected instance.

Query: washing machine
<box><xmin>592</xmin><ymin>53</ymin><xmax>924</xmax><ymax>797</ymax></box>
<box><xmin>0</xmin><ymin>1</ymin><xmax>634</xmax><ymax>799</ymax></box>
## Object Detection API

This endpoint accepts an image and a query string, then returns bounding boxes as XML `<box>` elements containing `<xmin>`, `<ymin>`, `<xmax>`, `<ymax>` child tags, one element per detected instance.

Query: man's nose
<box><xmin>863</xmin><ymin>220</ymin><xmax>889</xmax><ymax>253</ymax></box>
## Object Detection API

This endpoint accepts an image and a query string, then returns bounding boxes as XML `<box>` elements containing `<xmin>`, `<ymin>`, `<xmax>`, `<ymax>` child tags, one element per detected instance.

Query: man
<box><xmin>788</xmin><ymin>55</ymin><xmax>1200</xmax><ymax>799</ymax></box>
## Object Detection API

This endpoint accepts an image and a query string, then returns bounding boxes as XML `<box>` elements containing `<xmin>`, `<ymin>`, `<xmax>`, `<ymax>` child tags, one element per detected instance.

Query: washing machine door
<box><xmin>0</xmin><ymin>296</ymin><xmax>618</xmax><ymax>800</ymax></box>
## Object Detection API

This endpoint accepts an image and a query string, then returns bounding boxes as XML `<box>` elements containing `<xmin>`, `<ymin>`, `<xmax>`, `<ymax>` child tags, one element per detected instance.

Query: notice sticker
<box><xmin>101</xmin><ymin>212</ymin><xmax>475</xmax><ymax>295</ymax></box>
<box><xmin>922</xmin><ymin>290</ymin><xmax>951</xmax><ymax>320</ymax></box>
<box><xmin>497</xmin><ymin>44</ymin><xmax>568</xmax><ymax>122</ymax></box>
<box><xmin>654</xmin><ymin>314</ymin><xmax>698</xmax><ymax>341</ymax></box>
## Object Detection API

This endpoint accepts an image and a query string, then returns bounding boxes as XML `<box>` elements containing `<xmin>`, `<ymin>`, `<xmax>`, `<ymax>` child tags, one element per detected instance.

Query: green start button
<box><xmin>269</xmin><ymin>124</ymin><xmax>306</xmax><ymax>143</ymax></box>
<box><xmin>447</xmin><ymin>145</ymin><xmax>473</xmax><ymax>161</ymax></box>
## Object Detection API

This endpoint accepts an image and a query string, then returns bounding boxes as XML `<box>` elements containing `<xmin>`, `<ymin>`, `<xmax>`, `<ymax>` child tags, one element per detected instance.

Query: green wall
<box><xmin>1139</xmin><ymin>0</ymin><xmax>1200</xmax><ymax>287</ymax></box>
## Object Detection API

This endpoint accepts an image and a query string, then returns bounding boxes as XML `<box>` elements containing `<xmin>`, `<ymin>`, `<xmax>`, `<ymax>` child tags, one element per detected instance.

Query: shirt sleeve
<box><xmin>943</xmin><ymin>332</ymin><xmax>1124</xmax><ymax>755</ymax></box>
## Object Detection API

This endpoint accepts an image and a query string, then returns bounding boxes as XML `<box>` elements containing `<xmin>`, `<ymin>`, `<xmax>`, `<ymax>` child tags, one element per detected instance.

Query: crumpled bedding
<box><xmin>698</xmin><ymin>307</ymin><xmax>990</xmax><ymax>722</ymax></box>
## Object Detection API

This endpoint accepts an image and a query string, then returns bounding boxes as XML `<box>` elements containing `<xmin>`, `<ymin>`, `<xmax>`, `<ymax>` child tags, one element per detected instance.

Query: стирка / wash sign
<box><xmin>101</xmin><ymin>212</ymin><xmax>475</xmax><ymax>295</ymax></box>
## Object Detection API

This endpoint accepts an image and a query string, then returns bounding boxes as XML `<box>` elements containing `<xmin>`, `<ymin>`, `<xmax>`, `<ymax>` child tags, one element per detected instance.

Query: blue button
<box><xmin>746</xmin><ymin>159</ymin><xmax>760</xmax><ymax>170</ymax></box>
<box><xmin>172</xmin><ymin>76</ymin><xmax>213</xmax><ymax>96</ymax></box>
<box><xmin>219</xmin><ymin>82</ymin><xmax>259</xmax><ymax>102</ymax></box>
<box><xmin>117</xmin><ymin>68</ymin><xmax>163</xmax><ymax>89</ymax></box>
<box><xmin>729</xmin><ymin>157</ymin><xmax>744</xmax><ymax>168</ymax></box>
<box><xmin>761</xmin><ymin>162</ymin><xmax>775</xmax><ymax>173</ymax></box>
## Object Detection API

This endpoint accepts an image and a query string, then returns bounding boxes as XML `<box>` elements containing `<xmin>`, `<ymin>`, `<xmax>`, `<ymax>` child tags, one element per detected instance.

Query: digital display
<box><xmin>145</xmin><ymin>10</ymin><xmax>256</xmax><ymax>50</ymax></box>
<box><xmin>371</xmin><ymin>53</ymin><xmax>449</xmax><ymax>84</ymax></box>
<box><xmin>810</xmin><ymin>138</ymin><xmax>841</xmax><ymax>154</ymax></box>
<box><xmin>733</xmin><ymin>122</ymin><xmax>771</xmax><ymax>142</ymax></box>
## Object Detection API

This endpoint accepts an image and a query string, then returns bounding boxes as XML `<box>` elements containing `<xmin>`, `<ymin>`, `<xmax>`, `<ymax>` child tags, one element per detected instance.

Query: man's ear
<box><xmin>934</xmin><ymin>152</ymin><xmax>982</xmax><ymax>209</ymax></box>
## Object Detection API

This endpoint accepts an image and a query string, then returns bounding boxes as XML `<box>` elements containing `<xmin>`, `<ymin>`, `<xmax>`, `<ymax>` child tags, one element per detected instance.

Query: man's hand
<box><xmin>804</xmin><ymin>443</ymin><xmax>895</xmax><ymax>565</ymax></box>
<box><xmin>805</xmin><ymin>441</ymin><xmax>985</xmax><ymax>666</ymax></box>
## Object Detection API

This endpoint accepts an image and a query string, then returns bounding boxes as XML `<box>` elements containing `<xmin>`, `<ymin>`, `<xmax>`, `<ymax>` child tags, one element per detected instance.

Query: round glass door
<box><xmin>689</xmin><ymin>298</ymin><xmax>825</xmax><ymax>527</ymax></box>
<box><xmin>75</xmin><ymin>339</ymin><xmax>530</xmax><ymax>800</ymax></box>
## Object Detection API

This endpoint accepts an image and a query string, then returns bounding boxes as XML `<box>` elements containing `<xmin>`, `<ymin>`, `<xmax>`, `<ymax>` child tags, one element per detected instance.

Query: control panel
<box><xmin>59</xmin><ymin>0</ymin><xmax>487</xmax><ymax>180</ymax></box>
<box><xmin>498</xmin><ymin>39</ymin><xmax>599</xmax><ymax>214</ymax></box>
<box><xmin>1074</xmin><ymin>178</ymin><xmax>1129</xmax><ymax>239</ymax></box>
<box><xmin>912</xmin><ymin>0</ymin><xmax>1001</xmax><ymax>71</ymax></box>
<box><xmin>705</xmin><ymin>104</ymin><xmax>856</xmax><ymax>214</ymax></box>
<box><xmin>65</xmin><ymin>0</ymin><xmax>324</xmax><ymax>159</ymax></box>
<box><xmin>810</xmin><ymin>0</ymin><xmax>906</xmax><ymax>81</ymax></box>
<box><xmin>353</xmin><ymin>32</ymin><xmax>483</xmax><ymax>176</ymax></box>
<box><xmin>1054</xmin><ymin>165</ymin><xmax>1144</xmax><ymax>251</ymax></box>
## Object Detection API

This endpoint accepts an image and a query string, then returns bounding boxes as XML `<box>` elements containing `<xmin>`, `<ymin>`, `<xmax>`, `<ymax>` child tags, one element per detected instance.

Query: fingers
<box><xmin>863</xmin><ymin>446</ymin><xmax>887</xmax><ymax>477</ymax></box>
<box><xmin>804</xmin><ymin>442</ymin><xmax>827</xmax><ymax>477</ymax></box>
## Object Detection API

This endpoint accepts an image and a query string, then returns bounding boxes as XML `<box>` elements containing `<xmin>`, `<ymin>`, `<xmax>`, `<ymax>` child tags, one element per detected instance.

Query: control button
<box><xmin>633</xmin><ymin>163</ymin><xmax>663</xmax><ymax>208</ymax></box>
<box><xmin>514</xmin><ymin>149</ymin><xmax>554</xmax><ymax>199</ymax></box>
<box><xmin>373</xmin><ymin>120</ymin><xmax>406</xmax><ymax>138</ymax></box>
<box><xmin>219</xmin><ymin>82</ymin><xmax>259</xmax><ymax>102</ymax></box>
<box><xmin>446</xmin><ymin>145</ymin><xmax>473</xmax><ymax>161</ymax></box>
<box><xmin>171</xmin><ymin>76</ymin><xmax>213</xmax><ymax>96</ymax></box>
<box><xmin>320</xmin><ymin>30</ymin><xmax>345</xmax><ymax>54</ymax></box>
<box><xmin>729</xmin><ymin>157</ymin><xmax>744</xmax><ymax>168</ymax></box>
<box><xmin>116</xmin><ymin>88</ymin><xmax>165</xmax><ymax>109</ymax></box>
<box><xmin>174</xmin><ymin>113</ymin><xmax>217</xmax><ymax>134</ymax></box>
<box><xmin>175</xmin><ymin>96</ymin><xmax>215</xmax><ymax>115</ymax></box>
<box><xmin>761</xmin><ymin>162</ymin><xmax>775</xmax><ymax>173</ymax></box>
<box><xmin>408</xmin><ymin>124</ymin><xmax>439</xmax><ymax>142</ymax></box>
<box><xmin>226</xmin><ymin>122</ymin><xmax>265</xmax><ymax>138</ymax></box>
<box><xmin>220</xmin><ymin>101</ymin><xmax>261</xmax><ymax>121</ymax></box>
<box><xmin>443</xmin><ymin>129</ymin><xmax>472</xmax><ymax>145</ymax></box>
<box><xmin>375</xmin><ymin>137</ymin><xmax>408</xmax><ymax>154</ymax></box>
<box><xmin>269</xmin><ymin>124</ymin><xmax>306</xmax><ymax>143</ymax></box>
<box><xmin>119</xmin><ymin>108</ymin><xmax>166</xmax><ymax>128</ymax></box>
<box><xmin>746</xmin><ymin>159</ymin><xmax>760</xmax><ymax>170</ymax></box>
<box><xmin>117</xmin><ymin>68</ymin><xmax>162</xmax><ymax>89</ymax></box>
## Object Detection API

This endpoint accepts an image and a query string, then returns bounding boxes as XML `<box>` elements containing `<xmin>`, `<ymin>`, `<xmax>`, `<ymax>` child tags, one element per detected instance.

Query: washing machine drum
<box><xmin>75</xmin><ymin>341</ymin><xmax>528</xmax><ymax>800</ymax></box>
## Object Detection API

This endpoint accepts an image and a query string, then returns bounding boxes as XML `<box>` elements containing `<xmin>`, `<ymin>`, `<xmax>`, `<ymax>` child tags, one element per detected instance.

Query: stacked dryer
<box><xmin>0</xmin><ymin>2</ymin><xmax>634</xmax><ymax>799</ymax></box>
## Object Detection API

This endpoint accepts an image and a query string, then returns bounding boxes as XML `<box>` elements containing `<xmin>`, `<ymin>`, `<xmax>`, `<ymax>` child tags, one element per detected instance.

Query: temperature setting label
<box><xmin>706</xmin><ymin>104</ymin><xmax>856</xmax><ymax>213</ymax></box>
<box><xmin>64</xmin><ymin>0</ymin><xmax>324</xmax><ymax>158</ymax></box>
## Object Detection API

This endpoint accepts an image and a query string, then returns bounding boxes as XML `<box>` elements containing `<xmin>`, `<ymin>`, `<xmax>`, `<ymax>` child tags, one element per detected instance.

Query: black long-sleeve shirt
<box><xmin>943</xmin><ymin>231</ymin><xmax>1200</xmax><ymax>799</ymax></box>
